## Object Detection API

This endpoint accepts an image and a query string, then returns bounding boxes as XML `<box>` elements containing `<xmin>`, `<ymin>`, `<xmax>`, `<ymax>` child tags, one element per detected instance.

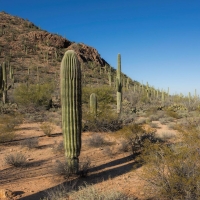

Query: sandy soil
<box><xmin>0</xmin><ymin>120</ymin><xmax>177</xmax><ymax>200</ymax></box>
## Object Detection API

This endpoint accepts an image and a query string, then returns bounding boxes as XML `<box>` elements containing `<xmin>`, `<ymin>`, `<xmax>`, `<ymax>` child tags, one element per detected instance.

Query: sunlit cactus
<box><xmin>60</xmin><ymin>50</ymin><xmax>82</xmax><ymax>173</ymax></box>
<box><xmin>90</xmin><ymin>93</ymin><xmax>97</xmax><ymax>117</ymax></box>
<box><xmin>116</xmin><ymin>54</ymin><xmax>122</xmax><ymax>114</ymax></box>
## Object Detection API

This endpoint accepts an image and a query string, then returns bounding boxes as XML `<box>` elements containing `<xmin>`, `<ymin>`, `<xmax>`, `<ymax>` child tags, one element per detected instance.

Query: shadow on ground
<box><xmin>19</xmin><ymin>154</ymin><xmax>141</xmax><ymax>200</ymax></box>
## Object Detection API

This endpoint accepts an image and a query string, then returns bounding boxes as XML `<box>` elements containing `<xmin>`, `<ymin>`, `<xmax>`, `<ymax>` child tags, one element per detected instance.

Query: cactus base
<box><xmin>67</xmin><ymin>157</ymin><xmax>79</xmax><ymax>174</ymax></box>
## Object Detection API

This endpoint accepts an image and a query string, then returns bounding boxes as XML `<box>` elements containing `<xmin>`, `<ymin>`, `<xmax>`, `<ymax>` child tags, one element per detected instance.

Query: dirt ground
<box><xmin>0</xmin><ymin>120</ymin><xmax>177</xmax><ymax>200</ymax></box>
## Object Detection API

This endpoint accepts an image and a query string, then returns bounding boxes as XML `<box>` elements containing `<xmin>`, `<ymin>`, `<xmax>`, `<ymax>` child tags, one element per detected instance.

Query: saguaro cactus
<box><xmin>116</xmin><ymin>54</ymin><xmax>122</xmax><ymax>114</ymax></box>
<box><xmin>2</xmin><ymin>62</ymin><xmax>7</xmax><ymax>104</ymax></box>
<box><xmin>60</xmin><ymin>50</ymin><xmax>82</xmax><ymax>173</ymax></box>
<box><xmin>90</xmin><ymin>93</ymin><xmax>97</xmax><ymax>117</ymax></box>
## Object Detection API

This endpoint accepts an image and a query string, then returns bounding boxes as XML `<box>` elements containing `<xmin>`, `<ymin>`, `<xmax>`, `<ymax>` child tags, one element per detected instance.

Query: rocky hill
<box><xmin>0</xmin><ymin>11</ymin><xmax>137</xmax><ymax>111</ymax></box>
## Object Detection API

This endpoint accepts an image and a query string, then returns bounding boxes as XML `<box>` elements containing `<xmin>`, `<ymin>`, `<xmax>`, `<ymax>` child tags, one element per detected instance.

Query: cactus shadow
<box><xmin>20</xmin><ymin>154</ymin><xmax>141</xmax><ymax>200</ymax></box>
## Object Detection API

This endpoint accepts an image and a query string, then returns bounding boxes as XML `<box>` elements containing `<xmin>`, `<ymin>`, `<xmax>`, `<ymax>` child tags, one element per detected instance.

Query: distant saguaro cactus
<box><xmin>116</xmin><ymin>54</ymin><xmax>122</xmax><ymax>114</ymax></box>
<box><xmin>60</xmin><ymin>50</ymin><xmax>82</xmax><ymax>173</ymax></box>
<box><xmin>90</xmin><ymin>93</ymin><xmax>97</xmax><ymax>117</ymax></box>
<box><xmin>2</xmin><ymin>62</ymin><xmax>7</xmax><ymax>104</ymax></box>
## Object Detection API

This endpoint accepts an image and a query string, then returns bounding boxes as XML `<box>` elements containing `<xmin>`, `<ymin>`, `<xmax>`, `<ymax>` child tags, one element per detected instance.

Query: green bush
<box><xmin>13</xmin><ymin>82</ymin><xmax>55</xmax><ymax>106</ymax></box>
<box><xmin>0</xmin><ymin>113</ymin><xmax>23</xmax><ymax>142</ymax></box>
<box><xmin>138</xmin><ymin>123</ymin><xmax>200</xmax><ymax>200</ymax></box>
<box><xmin>82</xmin><ymin>86</ymin><xmax>115</xmax><ymax>105</ymax></box>
<box><xmin>40</xmin><ymin>122</ymin><xmax>54</xmax><ymax>137</ymax></box>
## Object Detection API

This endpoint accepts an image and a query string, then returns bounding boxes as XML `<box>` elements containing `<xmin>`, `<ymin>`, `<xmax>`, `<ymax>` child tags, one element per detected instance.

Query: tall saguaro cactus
<box><xmin>60</xmin><ymin>50</ymin><xmax>82</xmax><ymax>173</ymax></box>
<box><xmin>116</xmin><ymin>54</ymin><xmax>122</xmax><ymax>114</ymax></box>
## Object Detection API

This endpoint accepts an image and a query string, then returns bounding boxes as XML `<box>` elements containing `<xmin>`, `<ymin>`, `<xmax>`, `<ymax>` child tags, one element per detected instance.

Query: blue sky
<box><xmin>2</xmin><ymin>0</ymin><xmax>200</xmax><ymax>95</ymax></box>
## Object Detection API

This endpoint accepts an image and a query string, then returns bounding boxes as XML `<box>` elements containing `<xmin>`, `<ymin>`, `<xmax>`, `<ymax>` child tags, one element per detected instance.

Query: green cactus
<box><xmin>2</xmin><ymin>62</ymin><xmax>7</xmax><ymax>104</ymax></box>
<box><xmin>9</xmin><ymin>64</ymin><xmax>12</xmax><ymax>79</ymax></box>
<box><xmin>116</xmin><ymin>54</ymin><xmax>122</xmax><ymax>114</ymax></box>
<box><xmin>126</xmin><ymin>78</ymin><xmax>129</xmax><ymax>90</ymax></box>
<box><xmin>90</xmin><ymin>93</ymin><xmax>97</xmax><ymax>117</ymax></box>
<box><xmin>60</xmin><ymin>50</ymin><xmax>82</xmax><ymax>173</ymax></box>
<box><xmin>161</xmin><ymin>90</ymin><xmax>164</xmax><ymax>106</ymax></box>
<box><xmin>0</xmin><ymin>64</ymin><xmax>2</xmax><ymax>89</ymax></box>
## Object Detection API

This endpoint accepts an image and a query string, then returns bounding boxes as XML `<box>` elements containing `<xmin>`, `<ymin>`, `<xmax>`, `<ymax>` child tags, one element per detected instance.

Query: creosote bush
<box><xmin>0</xmin><ymin>113</ymin><xmax>23</xmax><ymax>142</ymax></box>
<box><xmin>138</xmin><ymin>122</ymin><xmax>200</xmax><ymax>200</ymax></box>
<box><xmin>13</xmin><ymin>82</ymin><xmax>54</xmax><ymax>106</ymax></box>
<box><xmin>20</xmin><ymin>137</ymin><xmax>39</xmax><ymax>149</ymax></box>
<box><xmin>82</xmin><ymin>86</ymin><xmax>116</xmax><ymax>105</ymax></box>
<box><xmin>116</xmin><ymin>124</ymin><xmax>157</xmax><ymax>155</ymax></box>
<box><xmin>86</xmin><ymin>133</ymin><xmax>108</xmax><ymax>147</ymax></box>
<box><xmin>40</xmin><ymin>122</ymin><xmax>54</xmax><ymax>136</ymax></box>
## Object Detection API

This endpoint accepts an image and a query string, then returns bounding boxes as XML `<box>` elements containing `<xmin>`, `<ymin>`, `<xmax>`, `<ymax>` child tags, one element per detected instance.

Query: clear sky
<box><xmin>2</xmin><ymin>0</ymin><xmax>200</xmax><ymax>95</ymax></box>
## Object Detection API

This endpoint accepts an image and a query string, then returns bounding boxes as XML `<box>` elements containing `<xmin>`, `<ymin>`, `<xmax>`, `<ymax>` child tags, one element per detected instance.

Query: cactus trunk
<box><xmin>60</xmin><ymin>50</ymin><xmax>82</xmax><ymax>173</ymax></box>
<box><xmin>2</xmin><ymin>62</ymin><xmax>7</xmax><ymax>104</ymax></box>
<box><xmin>116</xmin><ymin>54</ymin><xmax>122</xmax><ymax>114</ymax></box>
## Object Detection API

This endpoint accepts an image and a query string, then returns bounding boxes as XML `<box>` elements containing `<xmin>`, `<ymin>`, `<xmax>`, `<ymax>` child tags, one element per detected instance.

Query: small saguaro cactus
<box><xmin>60</xmin><ymin>50</ymin><xmax>82</xmax><ymax>173</ymax></box>
<box><xmin>126</xmin><ymin>77</ymin><xmax>130</xmax><ymax>90</ymax></box>
<box><xmin>116</xmin><ymin>54</ymin><xmax>122</xmax><ymax>114</ymax></box>
<box><xmin>90</xmin><ymin>93</ymin><xmax>97</xmax><ymax>117</ymax></box>
<box><xmin>0</xmin><ymin>64</ymin><xmax>2</xmax><ymax>89</ymax></box>
<box><xmin>2</xmin><ymin>62</ymin><xmax>7</xmax><ymax>104</ymax></box>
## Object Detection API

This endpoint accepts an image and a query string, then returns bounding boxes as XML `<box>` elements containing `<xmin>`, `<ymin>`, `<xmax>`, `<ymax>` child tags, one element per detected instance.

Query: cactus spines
<box><xmin>116</xmin><ymin>54</ymin><xmax>122</xmax><ymax>114</ymax></box>
<box><xmin>60</xmin><ymin>50</ymin><xmax>82</xmax><ymax>173</ymax></box>
<box><xmin>90</xmin><ymin>93</ymin><xmax>97</xmax><ymax>117</ymax></box>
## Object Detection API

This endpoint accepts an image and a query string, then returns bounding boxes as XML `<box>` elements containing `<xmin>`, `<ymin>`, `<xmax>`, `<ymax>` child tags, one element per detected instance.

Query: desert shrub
<box><xmin>156</xmin><ymin>131</ymin><xmax>176</xmax><ymax>141</ymax></box>
<box><xmin>103</xmin><ymin>146</ymin><xmax>114</xmax><ymax>157</ymax></box>
<box><xmin>159</xmin><ymin>117</ymin><xmax>169</xmax><ymax>124</ymax></box>
<box><xmin>5</xmin><ymin>153</ymin><xmax>27</xmax><ymax>167</ymax></box>
<box><xmin>21</xmin><ymin>137</ymin><xmax>39</xmax><ymax>149</ymax></box>
<box><xmin>86</xmin><ymin>133</ymin><xmax>108</xmax><ymax>147</ymax></box>
<box><xmin>53</xmin><ymin>160</ymin><xmax>71</xmax><ymax>178</ymax></box>
<box><xmin>116</xmin><ymin>124</ymin><xmax>157</xmax><ymax>155</ymax></box>
<box><xmin>167</xmin><ymin>122</ymin><xmax>176</xmax><ymax>130</ymax></box>
<box><xmin>83</xmin><ymin>110</ymin><xmax>120</xmax><ymax>132</ymax></box>
<box><xmin>82</xmin><ymin>86</ymin><xmax>115</xmax><ymax>105</ymax></box>
<box><xmin>117</xmin><ymin>139</ymin><xmax>130</xmax><ymax>153</ymax></box>
<box><xmin>165</xmin><ymin>109</ymin><xmax>180</xmax><ymax>119</ymax></box>
<box><xmin>78</xmin><ymin>158</ymin><xmax>91</xmax><ymax>177</ymax></box>
<box><xmin>44</xmin><ymin>184</ymin><xmax>70</xmax><ymax>200</ymax></box>
<box><xmin>13</xmin><ymin>82</ymin><xmax>54</xmax><ymax>106</ymax></box>
<box><xmin>134</xmin><ymin>117</ymin><xmax>146</xmax><ymax>125</ymax></box>
<box><xmin>0</xmin><ymin>113</ymin><xmax>23</xmax><ymax>142</ymax></box>
<box><xmin>166</xmin><ymin>110</ymin><xmax>180</xmax><ymax>119</ymax></box>
<box><xmin>149</xmin><ymin>122</ymin><xmax>159</xmax><ymax>128</ymax></box>
<box><xmin>71</xmin><ymin>183</ymin><xmax>135</xmax><ymax>200</ymax></box>
<box><xmin>139</xmin><ymin>124</ymin><xmax>200</xmax><ymax>200</ymax></box>
<box><xmin>149</xmin><ymin>114</ymin><xmax>160</xmax><ymax>121</ymax></box>
<box><xmin>40</xmin><ymin>122</ymin><xmax>54</xmax><ymax>136</ymax></box>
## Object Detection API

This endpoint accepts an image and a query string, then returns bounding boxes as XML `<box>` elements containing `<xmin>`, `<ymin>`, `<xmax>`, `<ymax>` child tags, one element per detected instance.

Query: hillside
<box><xmin>0</xmin><ymin>11</ymin><xmax>136</xmax><ymax>102</ymax></box>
